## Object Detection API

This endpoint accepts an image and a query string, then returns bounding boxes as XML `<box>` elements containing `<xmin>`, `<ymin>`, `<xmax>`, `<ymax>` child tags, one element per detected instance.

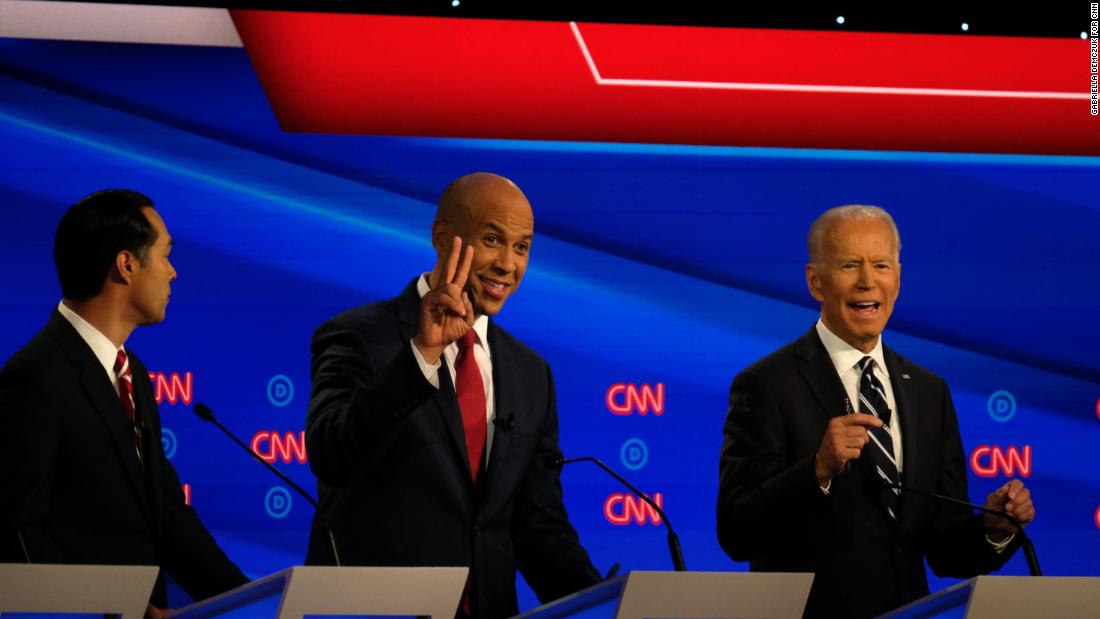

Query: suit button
<box><xmin>473</xmin><ymin>525</ymin><xmax>482</xmax><ymax>536</ymax></box>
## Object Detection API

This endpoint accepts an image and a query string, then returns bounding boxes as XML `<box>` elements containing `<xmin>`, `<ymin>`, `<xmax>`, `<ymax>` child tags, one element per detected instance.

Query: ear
<box><xmin>113</xmin><ymin>250</ymin><xmax>138</xmax><ymax>285</ymax></box>
<box><xmin>806</xmin><ymin>263</ymin><xmax>825</xmax><ymax>303</ymax></box>
<box><xmin>894</xmin><ymin>262</ymin><xmax>902</xmax><ymax>298</ymax></box>
<box><xmin>431</xmin><ymin>220</ymin><xmax>450</xmax><ymax>255</ymax></box>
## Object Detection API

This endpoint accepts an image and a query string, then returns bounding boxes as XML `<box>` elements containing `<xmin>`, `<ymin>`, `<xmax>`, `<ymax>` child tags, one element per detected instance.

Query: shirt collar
<box><xmin>57</xmin><ymin>300</ymin><xmax>124</xmax><ymax>379</ymax></box>
<box><xmin>815</xmin><ymin>317</ymin><xmax>888</xmax><ymax>378</ymax></box>
<box><xmin>417</xmin><ymin>274</ymin><xmax>490</xmax><ymax>358</ymax></box>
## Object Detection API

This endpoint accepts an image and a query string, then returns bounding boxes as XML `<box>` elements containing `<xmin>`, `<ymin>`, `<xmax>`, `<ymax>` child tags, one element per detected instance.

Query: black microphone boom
<box><xmin>191</xmin><ymin>402</ymin><xmax>342</xmax><ymax>567</ymax></box>
<box><xmin>884</xmin><ymin>480</ymin><xmax>1040</xmax><ymax>576</ymax></box>
<box><xmin>549</xmin><ymin>455</ymin><xmax>686</xmax><ymax>572</ymax></box>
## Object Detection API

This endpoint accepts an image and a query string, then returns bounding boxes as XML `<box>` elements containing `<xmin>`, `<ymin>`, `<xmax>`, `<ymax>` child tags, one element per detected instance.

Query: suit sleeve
<box><xmin>0</xmin><ymin>362</ymin><xmax>66</xmax><ymax>563</ymax></box>
<box><xmin>512</xmin><ymin>365</ymin><xmax>600</xmax><ymax>603</ymax></box>
<box><xmin>156</xmin><ymin>446</ymin><xmax>249</xmax><ymax>601</ymax></box>
<box><xmin>305</xmin><ymin>316</ymin><xmax>437</xmax><ymax>487</ymax></box>
<box><xmin>924</xmin><ymin>382</ymin><xmax>1020</xmax><ymax>577</ymax></box>
<box><xmin>716</xmin><ymin>369</ymin><xmax>830</xmax><ymax>562</ymax></box>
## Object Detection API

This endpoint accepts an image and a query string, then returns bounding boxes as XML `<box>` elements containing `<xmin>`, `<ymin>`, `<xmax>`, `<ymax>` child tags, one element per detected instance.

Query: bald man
<box><xmin>304</xmin><ymin>173</ymin><xmax>600</xmax><ymax>619</ymax></box>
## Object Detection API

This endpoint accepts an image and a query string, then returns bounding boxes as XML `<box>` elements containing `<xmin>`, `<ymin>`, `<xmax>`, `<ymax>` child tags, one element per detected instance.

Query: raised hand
<box><xmin>414</xmin><ymin>236</ymin><xmax>475</xmax><ymax>365</ymax></box>
<box><xmin>983</xmin><ymin>479</ymin><xmax>1035</xmax><ymax>541</ymax></box>
<box><xmin>814</xmin><ymin>413</ymin><xmax>883</xmax><ymax>486</ymax></box>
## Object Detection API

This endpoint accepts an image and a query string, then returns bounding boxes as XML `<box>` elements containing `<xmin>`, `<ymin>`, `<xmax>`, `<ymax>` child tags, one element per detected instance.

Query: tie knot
<box><xmin>114</xmin><ymin>350</ymin><xmax>128</xmax><ymax>376</ymax></box>
<box><xmin>460</xmin><ymin>329</ymin><xmax>477</xmax><ymax>350</ymax></box>
<box><xmin>858</xmin><ymin>356</ymin><xmax>874</xmax><ymax>373</ymax></box>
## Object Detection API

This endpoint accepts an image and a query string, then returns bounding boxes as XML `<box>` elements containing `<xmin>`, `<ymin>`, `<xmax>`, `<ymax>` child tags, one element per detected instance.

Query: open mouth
<box><xmin>848</xmin><ymin>301</ymin><xmax>880</xmax><ymax>316</ymax></box>
<box><xmin>478</xmin><ymin>275</ymin><xmax>509</xmax><ymax>300</ymax></box>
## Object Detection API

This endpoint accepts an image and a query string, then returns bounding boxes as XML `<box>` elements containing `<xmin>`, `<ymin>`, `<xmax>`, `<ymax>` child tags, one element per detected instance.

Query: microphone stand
<box><xmin>192</xmin><ymin>403</ymin><xmax>342</xmax><ymax>566</ymax></box>
<box><xmin>556</xmin><ymin>456</ymin><xmax>686</xmax><ymax>571</ymax></box>
<box><xmin>886</xmin><ymin>481</ymin><xmax>1040</xmax><ymax>576</ymax></box>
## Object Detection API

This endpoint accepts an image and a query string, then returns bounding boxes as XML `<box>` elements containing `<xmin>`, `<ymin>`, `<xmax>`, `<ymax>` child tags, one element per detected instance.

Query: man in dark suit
<box><xmin>304</xmin><ymin>172</ymin><xmax>600</xmax><ymax>619</ymax></box>
<box><xmin>717</xmin><ymin>205</ymin><xmax>1035</xmax><ymax>618</ymax></box>
<box><xmin>0</xmin><ymin>190</ymin><xmax>248</xmax><ymax>616</ymax></box>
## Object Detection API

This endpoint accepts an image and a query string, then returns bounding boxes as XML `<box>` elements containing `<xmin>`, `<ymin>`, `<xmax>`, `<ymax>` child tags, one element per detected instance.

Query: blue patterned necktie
<box><xmin>858</xmin><ymin>356</ymin><xmax>900</xmax><ymax>521</ymax></box>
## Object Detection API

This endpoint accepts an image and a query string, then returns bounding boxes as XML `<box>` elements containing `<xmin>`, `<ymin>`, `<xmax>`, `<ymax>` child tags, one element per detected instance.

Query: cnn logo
<box><xmin>970</xmin><ymin>445</ymin><xmax>1031</xmax><ymax>478</ymax></box>
<box><xmin>606</xmin><ymin>383</ymin><xmax>664</xmax><ymax>415</ymax></box>
<box><xmin>251</xmin><ymin>431</ymin><xmax>308</xmax><ymax>464</ymax></box>
<box><xmin>148</xmin><ymin>371</ymin><xmax>193</xmax><ymax>405</ymax></box>
<box><xmin>604</xmin><ymin>492</ymin><xmax>664</xmax><ymax>525</ymax></box>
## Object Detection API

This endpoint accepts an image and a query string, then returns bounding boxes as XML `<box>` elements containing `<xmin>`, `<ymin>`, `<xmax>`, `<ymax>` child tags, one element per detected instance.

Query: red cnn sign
<box><xmin>606</xmin><ymin>383</ymin><xmax>665</xmax><ymax>416</ymax></box>
<box><xmin>970</xmin><ymin>445</ymin><xmax>1032</xmax><ymax>478</ymax></box>
<box><xmin>182</xmin><ymin>483</ymin><xmax>191</xmax><ymax>506</ymax></box>
<box><xmin>251</xmin><ymin>431</ymin><xmax>308</xmax><ymax>464</ymax></box>
<box><xmin>148</xmin><ymin>371</ymin><xmax>193</xmax><ymax>405</ymax></box>
<box><xmin>604</xmin><ymin>492</ymin><xmax>664</xmax><ymax>525</ymax></box>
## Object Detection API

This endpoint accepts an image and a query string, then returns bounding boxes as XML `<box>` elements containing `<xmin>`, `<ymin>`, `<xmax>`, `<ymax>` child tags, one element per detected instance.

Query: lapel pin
<box><xmin>902</xmin><ymin>373</ymin><xmax>911</xmax><ymax>380</ymax></box>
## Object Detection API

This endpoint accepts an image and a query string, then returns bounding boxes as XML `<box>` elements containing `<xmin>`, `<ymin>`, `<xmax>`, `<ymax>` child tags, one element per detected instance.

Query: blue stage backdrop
<box><xmin>1</xmin><ymin>17</ymin><xmax>1098</xmax><ymax>612</ymax></box>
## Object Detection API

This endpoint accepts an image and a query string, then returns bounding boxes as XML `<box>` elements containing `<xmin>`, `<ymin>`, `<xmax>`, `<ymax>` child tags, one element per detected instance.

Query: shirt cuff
<box><xmin>819</xmin><ymin>479</ymin><xmax>832</xmax><ymax>495</ymax></box>
<box><xmin>409</xmin><ymin>339</ymin><xmax>441</xmax><ymax>389</ymax></box>
<box><xmin>985</xmin><ymin>533</ymin><xmax>1015</xmax><ymax>553</ymax></box>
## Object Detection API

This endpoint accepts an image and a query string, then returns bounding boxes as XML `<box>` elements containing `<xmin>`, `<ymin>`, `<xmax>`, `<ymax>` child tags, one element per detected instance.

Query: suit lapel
<box><xmin>795</xmin><ymin>326</ymin><xmax>849</xmax><ymax>421</ymax></box>
<box><xmin>396</xmin><ymin>278</ymin><xmax>475</xmax><ymax>489</ymax></box>
<box><xmin>49</xmin><ymin>311</ymin><xmax>151</xmax><ymax>521</ymax></box>
<box><xmin>482</xmin><ymin>323</ymin><xmax>513</xmax><ymax>498</ymax></box>
<box><xmin>884</xmin><ymin>346</ymin><xmax>920</xmax><ymax>520</ymax></box>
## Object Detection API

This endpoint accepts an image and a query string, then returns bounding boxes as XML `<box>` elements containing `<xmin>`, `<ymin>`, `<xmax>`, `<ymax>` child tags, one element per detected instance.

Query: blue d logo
<box><xmin>265</xmin><ymin>486</ymin><xmax>292</xmax><ymax>519</ymax></box>
<box><xmin>987</xmin><ymin>390</ymin><xmax>1017</xmax><ymax>422</ymax></box>
<box><xmin>267</xmin><ymin>375</ymin><xmax>295</xmax><ymax>408</ymax></box>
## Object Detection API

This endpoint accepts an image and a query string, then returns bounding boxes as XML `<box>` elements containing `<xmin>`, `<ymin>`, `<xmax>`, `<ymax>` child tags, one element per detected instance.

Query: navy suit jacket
<box><xmin>304</xmin><ymin>279</ymin><xmax>600</xmax><ymax>619</ymax></box>
<box><xmin>0</xmin><ymin>310</ymin><xmax>247</xmax><ymax>606</ymax></box>
<box><xmin>717</xmin><ymin>326</ymin><xmax>1019</xmax><ymax>618</ymax></box>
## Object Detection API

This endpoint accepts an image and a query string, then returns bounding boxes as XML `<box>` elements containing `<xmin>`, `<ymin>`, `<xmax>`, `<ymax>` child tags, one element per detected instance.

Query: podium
<box><xmin>0</xmin><ymin>563</ymin><xmax>159</xmax><ymax>619</ymax></box>
<box><xmin>514</xmin><ymin>571</ymin><xmax>815</xmax><ymax>619</ymax></box>
<box><xmin>170</xmin><ymin>567</ymin><xmax>469</xmax><ymax>619</ymax></box>
<box><xmin>880</xmin><ymin>575</ymin><xmax>1100</xmax><ymax>618</ymax></box>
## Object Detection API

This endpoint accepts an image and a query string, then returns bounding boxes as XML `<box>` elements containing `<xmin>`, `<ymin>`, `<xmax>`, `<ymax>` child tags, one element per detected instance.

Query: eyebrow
<box><xmin>484</xmin><ymin>223</ymin><xmax>533</xmax><ymax>241</ymax></box>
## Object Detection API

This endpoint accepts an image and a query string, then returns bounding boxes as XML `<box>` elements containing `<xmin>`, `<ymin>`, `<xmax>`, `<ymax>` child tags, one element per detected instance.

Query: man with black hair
<box><xmin>0</xmin><ymin>190</ymin><xmax>248</xmax><ymax>617</ymax></box>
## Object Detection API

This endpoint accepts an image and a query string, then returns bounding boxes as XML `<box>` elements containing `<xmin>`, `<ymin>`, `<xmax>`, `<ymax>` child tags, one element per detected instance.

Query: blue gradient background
<box><xmin>1</xmin><ymin>35</ymin><xmax>1098</xmax><ymax>611</ymax></box>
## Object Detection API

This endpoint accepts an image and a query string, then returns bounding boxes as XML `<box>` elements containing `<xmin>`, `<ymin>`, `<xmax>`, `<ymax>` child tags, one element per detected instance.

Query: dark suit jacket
<box><xmin>304</xmin><ymin>279</ymin><xmax>600</xmax><ymax>619</ymax></box>
<box><xmin>0</xmin><ymin>310</ymin><xmax>247</xmax><ymax>606</ymax></box>
<box><xmin>717</xmin><ymin>326</ymin><xmax>1018</xmax><ymax>618</ymax></box>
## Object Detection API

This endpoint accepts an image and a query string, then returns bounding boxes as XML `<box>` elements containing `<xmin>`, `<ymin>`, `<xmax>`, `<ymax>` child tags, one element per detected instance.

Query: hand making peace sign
<box><xmin>413</xmin><ymin>236</ymin><xmax>476</xmax><ymax>365</ymax></box>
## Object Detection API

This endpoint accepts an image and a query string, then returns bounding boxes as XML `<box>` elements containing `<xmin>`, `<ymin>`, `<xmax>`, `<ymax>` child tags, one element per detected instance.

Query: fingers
<box><xmin>443</xmin><ymin>236</ymin><xmax>462</xmax><ymax>284</ymax></box>
<box><xmin>462</xmin><ymin>292</ymin><xmax>474</xmax><ymax>325</ymax></box>
<box><xmin>453</xmin><ymin>245</ymin><xmax>474</xmax><ymax>289</ymax></box>
<box><xmin>841</xmin><ymin>413</ymin><xmax>884</xmax><ymax>428</ymax></box>
<box><xmin>426</xmin><ymin>287</ymin><xmax>467</xmax><ymax>318</ymax></box>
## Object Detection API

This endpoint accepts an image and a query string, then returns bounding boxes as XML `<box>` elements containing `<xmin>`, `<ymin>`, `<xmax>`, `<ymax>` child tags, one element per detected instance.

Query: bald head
<box><xmin>431</xmin><ymin>172</ymin><xmax>535</xmax><ymax>316</ymax></box>
<box><xmin>435</xmin><ymin>172</ymin><xmax>531</xmax><ymax>233</ymax></box>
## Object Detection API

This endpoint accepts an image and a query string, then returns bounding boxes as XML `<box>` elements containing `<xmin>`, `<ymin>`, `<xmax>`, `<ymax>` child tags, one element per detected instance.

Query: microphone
<box><xmin>882</xmin><ymin>480</ymin><xmax>1040</xmax><ymax>576</ymax></box>
<box><xmin>546</xmin><ymin>455</ymin><xmax>686</xmax><ymax>571</ymax></box>
<box><xmin>192</xmin><ymin>403</ymin><xmax>342</xmax><ymax>566</ymax></box>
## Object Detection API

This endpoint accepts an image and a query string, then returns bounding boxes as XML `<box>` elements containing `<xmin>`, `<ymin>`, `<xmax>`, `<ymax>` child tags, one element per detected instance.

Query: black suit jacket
<box><xmin>304</xmin><ymin>279</ymin><xmax>600</xmax><ymax>619</ymax></box>
<box><xmin>717</xmin><ymin>326</ymin><xmax>1018</xmax><ymax>618</ymax></box>
<box><xmin>0</xmin><ymin>310</ymin><xmax>247</xmax><ymax>606</ymax></box>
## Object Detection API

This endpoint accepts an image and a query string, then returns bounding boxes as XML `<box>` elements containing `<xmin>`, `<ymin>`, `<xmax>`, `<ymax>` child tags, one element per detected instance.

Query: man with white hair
<box><xmin>716</xmin><ymin>205</ymin><xmax>1035</xmax><ymax>618</ymax></box>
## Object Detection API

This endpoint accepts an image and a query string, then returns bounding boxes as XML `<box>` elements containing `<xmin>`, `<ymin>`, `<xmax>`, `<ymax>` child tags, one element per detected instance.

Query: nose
<box><xmin>492</xmin><ymin>248</ymin><xmax>516</xmax><ymax>275</ymax></box>
<box><xmin>169</xmin><ymin>261</ymin><xmax>178</xmax><ymax>282</ymax></box>
<box><xmin>856</xmin><ymin>263</ymin><xmax>873</xmax><ymax>288</ymax></box>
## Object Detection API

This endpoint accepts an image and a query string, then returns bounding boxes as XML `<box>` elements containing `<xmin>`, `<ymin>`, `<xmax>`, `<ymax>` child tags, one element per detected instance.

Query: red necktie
<box><xmin>455</xmin><ymin>330</ymin><xmax>487</xmax><ymax>481</ymax></box>
<box><xmin>113</xmin><ymin>350</ymin><xmax>143</xmax><ymax>462</ymax></box>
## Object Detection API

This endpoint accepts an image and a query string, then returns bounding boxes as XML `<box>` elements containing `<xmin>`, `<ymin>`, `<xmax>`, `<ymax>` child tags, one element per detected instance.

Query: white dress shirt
<box><xmin>816</xmin><ymin>319</ymin><xmax>903</xmax><ymax>473</ymax></box>
<box><xmin>57</xmin><ymin>300</ymin><xmax>125</xmax><ymax>392</ymax></box>
<box><xmin>409</xmin><ymin>274</ymin><xmax>497</xmax><ymax>460</ymax></box>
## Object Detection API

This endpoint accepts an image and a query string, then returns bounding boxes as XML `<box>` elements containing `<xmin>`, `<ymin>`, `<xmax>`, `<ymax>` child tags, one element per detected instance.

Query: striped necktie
<box><xmin>858</xmin><ymin>356</ymin><xmax>899</xmax><ymax>521</ymax></box>
<box><xmin>113</xmin><ymin>350</ymin><xmax>143</xmax><ymax>463</ymax></box>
